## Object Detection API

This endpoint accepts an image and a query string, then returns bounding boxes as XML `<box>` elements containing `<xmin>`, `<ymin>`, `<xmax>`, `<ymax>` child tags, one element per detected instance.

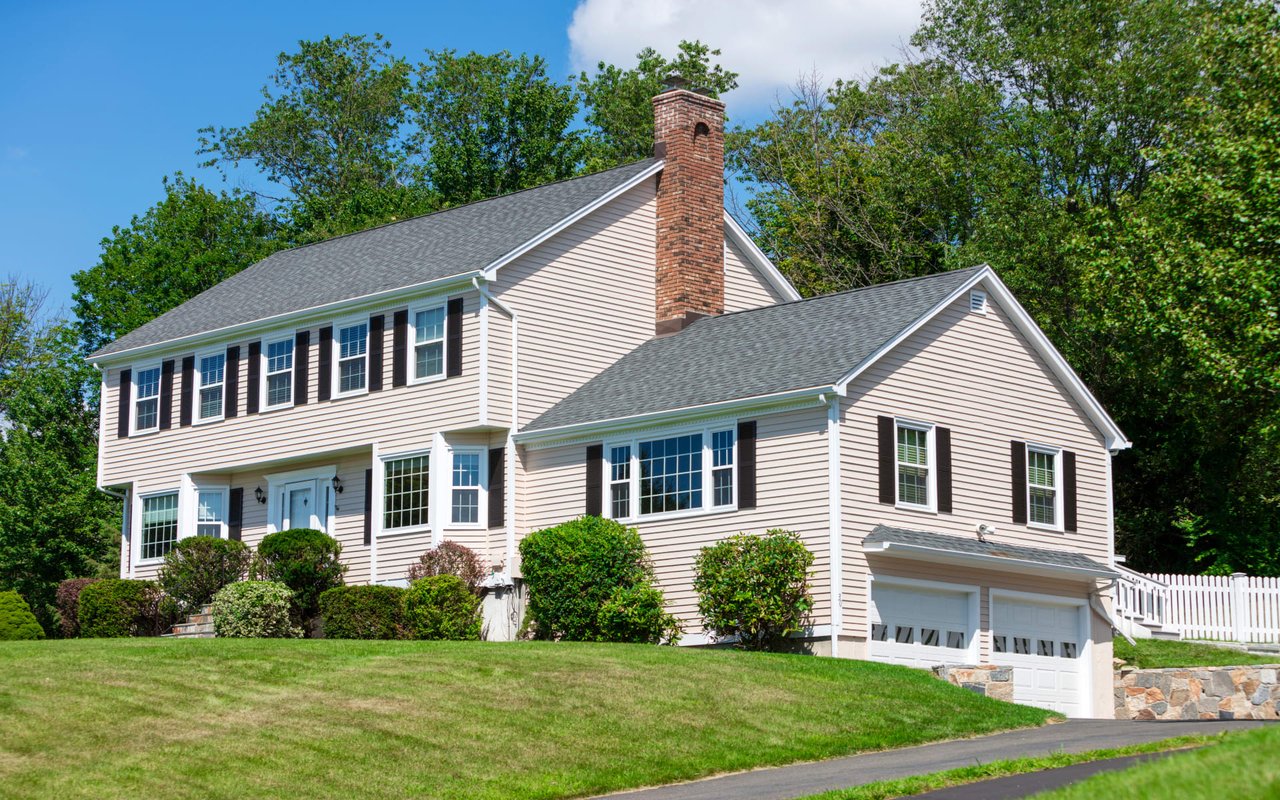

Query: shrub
<box><xmin>252</xmin><ymin>528</ymin><xmax>346</xmax><ymax>621</ymax></box>
<box><xmin>211</xmin><ymin>581</ymin><xmax>301</xmax><ymax>638</ymax></box>
<box><xmin>159</xmin><ymin>537</ymin><xmax>251</xmax><ymax>612</ymax></box>
<box><xmin>693</xmin><ymin>529</ymin><xmax>815</xmax><ymax>651</ymax></box>
<box><xmin>518</xmin><ymin>515</ymin><xmax>654</xmax><ymax>641</ymax></box>
<box><xmin>0</xmin><ymin>591</ymin><xmax>45</xmax><ymax>640</ymax></box>
<box><xmin>55</xmin><ymin>578</ymin><xmax>100</xmax><ymax>638</ymax></box>
<box><xmin>597</xmin><ymin>583</ymin><xmax>681</xmax><ymax>645</ymax></box>
<box><xmin>319</xmin><ymin>585</ymin><xmax>405</xmax><ymax>639</ymax></box>
<box><xmin>406</xmin><ymin>540</ymin><xmax>487</xmax><ymax>592</ymax></box>
<box><xmin>402</xmin><ymin>575</ymin><xmax>481</xmax><ymax>641</ymax></box>
<box><xmin>78</xmin><ymin>579</ymin><xmax>173</xmax><ymax>638</ymax></box>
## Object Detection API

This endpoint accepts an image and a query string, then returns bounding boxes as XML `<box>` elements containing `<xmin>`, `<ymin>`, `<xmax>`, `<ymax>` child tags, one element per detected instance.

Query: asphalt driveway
<box><xmin>598</xmin><ymin>719</ymin><xmax>1273</xmax><ymax>800</ymax></box>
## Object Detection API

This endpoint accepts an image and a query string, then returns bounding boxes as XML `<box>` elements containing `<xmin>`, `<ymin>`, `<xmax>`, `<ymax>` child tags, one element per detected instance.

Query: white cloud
<box><xmin>568</xmin><ymin>0</ymin><xmax>924</xmax><ymax>112</ymax></box>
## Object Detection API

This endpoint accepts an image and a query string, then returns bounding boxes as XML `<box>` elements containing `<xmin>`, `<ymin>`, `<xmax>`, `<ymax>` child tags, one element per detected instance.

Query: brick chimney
<box><xmin>653</xmin><ymin>83</ymin><xmax>725</xmax><ymax>335</ymax></box>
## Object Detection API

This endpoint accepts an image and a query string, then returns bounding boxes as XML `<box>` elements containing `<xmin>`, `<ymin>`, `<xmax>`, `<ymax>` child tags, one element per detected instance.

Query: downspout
<box><xmin>473</xmin><ymin>277</ymin><xmax>519</xmax><ymax>578</ymax></box>
<box><xmin>821</xmin><ymin>392</ymin><xmax>843</xmax><ymax>658</ymax></box>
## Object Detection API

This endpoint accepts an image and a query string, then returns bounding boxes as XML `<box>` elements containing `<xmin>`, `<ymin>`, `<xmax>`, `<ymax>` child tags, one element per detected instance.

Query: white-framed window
<box><xmin>410</xmin><ymin>302</ymin><xmax>447</xmax><ymax>383</ymax></box>
<box><xmin>140</xmin><ymin>492</ymin><xmax>179</xmax><ymax>561</ymax></box>
<box><xmin>195</xmin><ymin>488</ymin><xmax>228</xmax><ymax>538</ymax></box>
<box><xmin>384</xmin><ymin>453</ymin><xmax>430</xmax><ymax>532</ymax></box>
<box><xmin>605</xmin><ymin>425</ymin><xmax>736</xmax><ymax>521</ymax></box>
<box><xmin>197</xmin><ymin>351</ymin><xmax>225</xmax><ymax>422</ymax></box>
<box><xmin>895</xmin><ymin>419</ymin><xmax>935</xmax><ymax>511</ymax></box>
<box><xmin>335</xmin><ymin>320</ymin><xmax>369</xmax><ymax>397</ymax></box>
<box><xmin>132</xmin><ymin>364</ymin><xmax>162</xmax><ymax>434</ymax></box>
<box><xmin>263</xmin><ymin>336</ymin><xmax>294</xmax><ymax>410</ymax></box>
<box><xmin>1026</xmin><ymin>444</ymin><xmax>1063</xmax><ymax>529</ymax></box>
<box><xmin>450</xmin><ymin>449</ymin><xmax>484</xmax><ymax>526</ymax></box>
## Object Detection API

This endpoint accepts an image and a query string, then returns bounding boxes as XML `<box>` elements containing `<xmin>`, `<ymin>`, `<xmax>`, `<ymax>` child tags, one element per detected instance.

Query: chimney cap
<box><xmin>661</xmin><ymin>74</ymin><xmax>692</xmax><ymax>93</ymax></box>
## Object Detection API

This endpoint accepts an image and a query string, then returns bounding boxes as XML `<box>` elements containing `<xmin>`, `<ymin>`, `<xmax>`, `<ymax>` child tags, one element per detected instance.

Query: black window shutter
<box><xmin>180</xmin><ymin>356</ymin><xmax>195</xmax><ymax>427</ymax></box>
<box><xmin>489</xmin><ymin>447</ymin><xmax>506</xmax><ymax>529</ymax></box>
<box><xmin>585</xmin><ymin>444</ymin><xmax>603</xmax><ymax>516</ymax></box>
<box><xmin>224</xmin><ymin>346</ymin><xmax>240</xmax><ymax>419</ymax></box>
<box><xmin>1063</xmin><ymin>450</ymin><xmax>1078</xmax><ymax>532</ymax></box>
<box><xmin>116</xmin><ymin>368</ymin><xmax>132</xmax><ymax>438</ymax></box>
<box><xmin>877</xmin><ymin>416</ymin><xmax>895</xmax><ymax>504</ymax></box>
<box><xmin>1011</xmin><ymin>441</ymin><xmax>1027</xmax><ymax>524</ymax></box>
<box><xmin>159</xmin><ymin>361</ymin><xmax>174</xmax><ymax>430</ymax></box>
<box><xmin>294</xmin><ymin>330</ymin><xmax>310</xmax><ymax>405</ymax></box>
<box><xmin>246</xmin><ymin>341</ymin><xmax>261</xmax><ymax>414</ymax></box>
<box><xmin>369</xmin><ymin>314</ymin><xmax>385</xmax><ymax>392</ymax></box>
<box><xmin>936</xmin><ymin>426</ymin><xmax>953</xmax><ymax>513</ymax></box>
<box><xmin>446</xmin><ymin>297</ymin><xmax>464</xmax><ymax>378</ymax></box>
<box><xmin>363</xmin><ymin>468</ymin><xmax>374</xmax><ymax>546</ymax></box>
<box><xmin>737</xmin><ymin>420</ymin><xmax>757</xmax><ymax>510</ymax></box>
<box><xmin>392</xmin><ymin>309</ymin><xmax>408</xmax><ymax>387</ymax></box>
<box><xmin>317</xmin><ymin>326</ymin><xmax>333</xmax><ymax>402</ymax></box>
<box><xmin>228</xmin><ymin>488</ymin><xmax>244</xmax><ymax>541</ymax></box>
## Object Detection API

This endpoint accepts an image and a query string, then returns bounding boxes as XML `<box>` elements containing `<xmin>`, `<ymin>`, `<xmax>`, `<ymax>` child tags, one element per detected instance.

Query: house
<box><xmin>89</xmin><ymin>86</ymin><xmax>1129</xmax><ymax>718</ymax></box>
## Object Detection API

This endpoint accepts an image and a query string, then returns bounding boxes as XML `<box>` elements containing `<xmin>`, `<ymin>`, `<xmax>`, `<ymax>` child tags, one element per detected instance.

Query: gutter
<box><xmin>863</xmin><ymin>540</ymin><xmax>1119</xmax><ymax>581</ymax></box>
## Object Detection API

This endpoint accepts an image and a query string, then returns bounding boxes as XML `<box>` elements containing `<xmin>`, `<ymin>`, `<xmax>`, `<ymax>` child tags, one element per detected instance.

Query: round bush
<box><xmin>0</xmin><ymin>590</ymin><xmax>45</xmax><ymax>640</ymax></box>
<box><xmin>406</xmin><ymin>540</ymin><xmax>486</xmax><ymax>592</ymax></box>
<box><xmin>518</xmin><ymin>516</ymin><xmax>654</xmax><ymax>641</ymax></box>
<box><xmin>693</xmin><ymin>529</ymin><xmax>815</xmax><ymax>651</ymax></box>
<box><xmin>402</xmin><ymin>575</ymin><xmax>481</xmax><ymax>641</ymax></box>
<box><xmin>597</xmin><ymin>583</ymin><xmax>681</xmax><ymax>645</ymax></box>
<box><xmin>211</xmin><ymin>581</ymin><xmax>301</xmax><ymax>638</ymax></box>
<box><xmin>319</xmin><ymin>585</ymin><xmax>405</xmax><ymax>639</ymax></box>
<box><xmin>252</xmin><ymin>528</ymin><xmax>346</xmax><ymax>621</ymax></box>
<box><xmin>159</xmin><ymin>537</ymin><xmax>251</xmax><ymax>611</ymax></box>
<box><xmin>78</xmin><ymin>579</ymin><xmax>172</xmax><ymax>638</ymax></box>
<box><xmin>55</xmin><ymin>578</ymin><xmax>100</xmax><ymax>638</ymax></box>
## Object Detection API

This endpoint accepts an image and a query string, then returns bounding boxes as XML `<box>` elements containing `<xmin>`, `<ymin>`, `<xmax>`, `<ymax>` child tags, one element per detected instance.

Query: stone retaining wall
<box><xmin>1116</xmin><ymin>664</ymin><xmax>1280</xmax><ymax>720</ymax></box>
<box><xmin>932</xmin><ymin>664</ymin><xmax>1014</xmax><ymax>702</ymax></box>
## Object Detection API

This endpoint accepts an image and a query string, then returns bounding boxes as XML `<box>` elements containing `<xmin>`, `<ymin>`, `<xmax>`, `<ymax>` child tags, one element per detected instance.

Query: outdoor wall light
<box><xmin>254</xmin><ymin>486</ymin><xmax>266</xmax><ymax>504</ymax></box>
<box><xmin>331</xmin><ymin>475</ymin><xmax>343</xmax><ymax>495</ymax></box>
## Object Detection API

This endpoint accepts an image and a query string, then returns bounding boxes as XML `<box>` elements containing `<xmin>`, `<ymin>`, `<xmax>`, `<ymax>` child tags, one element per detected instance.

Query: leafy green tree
<box><xmin>0</xmin><ymin>278</ymin><xmax>50</xmax><ymax>410</ymax></box>
<box><xmin>579</xmin><ymin>40</ymin><xmax>738</xmax><ymax>170</ymax></box>
<box><xmin>0</xmin><ymin>325</ymin><xmax>119</xmax><ymax>632</ymax></box>
<box><xmin>72</xmin><ymin>175</ymin><xmax>279</xmax><ymax>354</ymax></box>
<box><xmin>412</xmin><ymin>50</ymin><xmax>582</xmax><ymax>206</ymax></box>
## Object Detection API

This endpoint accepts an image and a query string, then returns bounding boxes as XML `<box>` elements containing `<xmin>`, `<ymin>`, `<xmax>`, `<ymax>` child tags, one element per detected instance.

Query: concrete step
<box><xmin>169</xmin><ymin>603</ymin><xmax>218</xmax><ymax>638</ymax></box>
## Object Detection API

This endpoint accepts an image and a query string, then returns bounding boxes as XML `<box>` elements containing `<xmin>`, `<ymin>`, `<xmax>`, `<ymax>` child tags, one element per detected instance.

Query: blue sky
<box><xmin>0</xmin><ymin>0</ymin><xmax>919</xmax><ymax>316</ymax></box>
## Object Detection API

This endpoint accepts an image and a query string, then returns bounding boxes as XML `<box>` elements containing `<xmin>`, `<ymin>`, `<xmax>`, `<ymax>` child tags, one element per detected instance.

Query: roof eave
<box><xmin>863</xmin><ymin>540</ymin><xmax>1118</xmax><ymax>581</ymax></box>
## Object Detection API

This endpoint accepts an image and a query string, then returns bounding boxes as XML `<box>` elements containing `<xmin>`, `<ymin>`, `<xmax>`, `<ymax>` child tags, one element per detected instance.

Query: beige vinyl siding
<box><xmin>486</xmin><ymin>303</ymin><xmax>513</xmax><ymax>426</ymax></box>
<box><xmin>723</xmin><ymin>238</ymin><xmax>789</xmax><ymax>312</ymax></box>
<box><xmin>519</xmin><ymin>406</ymin><xmax>833</xmax><ymax>634</ymax></box>
<box><xmin>838</xmin><ymin>283</ymin><xmax>1112</xmax><ymax>640</ymax></box>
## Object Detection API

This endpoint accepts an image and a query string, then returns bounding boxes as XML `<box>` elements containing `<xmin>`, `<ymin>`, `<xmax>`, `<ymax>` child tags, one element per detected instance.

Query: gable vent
<box><xmin>969</xmin><ymin>289</ymin><xmax>988</xmax><ymax>314</ymax></box>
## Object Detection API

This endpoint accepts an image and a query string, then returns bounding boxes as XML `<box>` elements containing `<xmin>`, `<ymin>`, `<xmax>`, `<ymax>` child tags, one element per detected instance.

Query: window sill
<box><xmin>1027</xmin><ymin>522</ymin><xmax>1064</xmax><ymax>533</ymax></box>
<box><xmin>615</xmin><ymin>504</ymin><xmax>740</xmax><ymax>526</ymax></box>
<box><xmin>129</xmin><ymin>429</ymin><xmax>160</xmax><ymax>438</ymax></box>
<box><xmin>894</xmin><ymin>502</ymin><xmax>937</xmax><ymax>515</ymax></box>
<box><xmin>194</xmin><ymin>416</ymin><xmax>224</xmax><ymax>426</ymax></box>
<box><xmin>379</xmin><ymin>524</ymin><xmax>432</xmax><ymax>538</ymax></box>
<box><xmin>332</xmin><ymin>389</ymin><xmax>369</xmax><ymax>401</ymax></box>
<box><xmin>408</xmin><ymin>373</ymin><xmax>448</xmax><ymax>387</ymax></box>
<box><xmin>260</xmin><ymin>402</ymin><xmax>294</xmax><ymax>414</ymax></box>
<box><xmin>445</xmin><ymin>521</ymin><xmax>485</xmax><ymax>530</ymax></box>
<box><xmin>135</xmin><ymin>557</ymin><xmax>165</xmax><ymax>566</ymax></box>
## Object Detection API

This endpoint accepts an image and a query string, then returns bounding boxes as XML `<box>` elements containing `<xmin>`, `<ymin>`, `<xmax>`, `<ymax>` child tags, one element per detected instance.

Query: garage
<box><xmin>991</xmin><ymin>592</ymin><xmax>1089</xmax><ymax>717</ymax></box>
<box><xmin>867</xmin><ymin>578</ymin><xmax>978</xmax><ymax>668</ymax></box>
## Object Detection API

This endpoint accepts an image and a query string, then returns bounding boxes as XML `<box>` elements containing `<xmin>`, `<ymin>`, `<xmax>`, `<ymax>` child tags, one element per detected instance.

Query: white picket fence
<box><xmin>1115</xmin><ymin>569</ymin><xmax>1280</xmax><ymax>644</ymax></box>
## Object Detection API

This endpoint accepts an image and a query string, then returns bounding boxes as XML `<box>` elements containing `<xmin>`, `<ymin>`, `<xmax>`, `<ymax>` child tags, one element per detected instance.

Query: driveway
<box><xmin>597</xmin><ymin>720</ymin><xmax>1273</xmax><ymax>800</ymax></box>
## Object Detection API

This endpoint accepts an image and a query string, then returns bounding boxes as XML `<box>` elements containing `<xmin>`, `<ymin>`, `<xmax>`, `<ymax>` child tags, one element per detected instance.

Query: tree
<box><xmin>579</xmin><ymin>40</ymin><xmax>738</xmax><ymax>170</ymax></box>
<box><xmin>412</xmin><ymin>50</ymin><xmax>582</xmax><ymax>206</ymax></box>
<box><xmin>0</xmin><ymin>277</ymin><xmax>51</xmax><ymax>410</ymax></box>
<box><xmin>72</xmin><ymin>175</ymin><xmax>280</xmax><ymax>354</ymax></box>
<box><xmin>0</xmin><ymin>325</ymin><xmax>119</xmax><ymax>632</ymax></box>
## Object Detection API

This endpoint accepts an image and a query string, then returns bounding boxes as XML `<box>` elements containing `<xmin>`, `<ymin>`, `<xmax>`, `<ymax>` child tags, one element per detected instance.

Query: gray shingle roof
<box><xmin>92</xmin><ymin>158</ymin><xmax>660</xmax><ymax>358</ymax></box>
<box><xmin>864</xmin><ymin>524</ymin><xmax>1118</xmax><ymax>576</ymax></box>
<box><xmin>524</xmin><ymin>266</ymin><xmax>984</xmax><ymax>431</ymax></box>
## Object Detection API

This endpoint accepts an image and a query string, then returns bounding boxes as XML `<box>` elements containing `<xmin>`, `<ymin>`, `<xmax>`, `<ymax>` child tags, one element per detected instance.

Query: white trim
<box><xmin>862</xmin><ymin>539</ymin><xmax>1117</xmax><ymax>580</ymax></box>
<box><xmin>332</xmin><ymin>316</ymin><xmax>371</xmax><ymax>399</ymax></box>
<box><xmin>723</xmin><ymin>213</ymin><xmax>802</xmax><ymax>302</ymax></box>
<box><xmin>260</xmin><ymin>330</ymin><xmax>297</xmax><ymax>412</ymax></box>
<box><xmin>1025</xmin><ymin>442</ymin><xmax>1065</xmax><ymax>532</ymax></box>
<box><xmin>478</xmin><ymin>294</ymin><xmax>489</xmax><ymax>426</ymax></box>
<box><xmin>129</xmin><ymin>361</ymin><xmax>163</xmax><ymax>436</ymax></box>
<box><xmin>1105</xmin><ymin>451</ymin><xmax>1116</xmax><ymax>565</ymax></box>
<box><xmin>96</xmin><ymin>368</ymin><xmax>107</xmax><ymax>488</ymax></box>
<box><xmin>405</xmin><ymin>298</ymin><xmax>449</xmax><ymax>386</ymax></box>
<box><xmin>134</xmin><ymin>488</ymin><xmax>181</xmax><ymax>566</ymax></box>
<box><xmin>265</xmin><ymin>464</ymin><xmax>337</xmax><ymax>534</ymax></box>
<box><xmin>447</xmin><ymin>446</ymin><xmax>487</xmax><ymax>529</ymax></box>
<box><xmin>378</xmin><ymin>447</ymin><xmax>433</xmax><ymax>538</ymax></box>
<box><xmin>370</xmin><ymin>443</ymin><xmax>381</xmax><ymax>584</ymax></box>
<box><xmin>119</xmin><ymin>487</ymin><xmax>132</xmax><ymax>578</ymax></box>
<box><xmin>482</xmin><ymin>160</ymin><xmax>665</xmax><ymax>280</ymax></box>
<box><xmin>825</xmin><ymin>396</ymin><xmax>843</xmax><ymax>657</ymax></box>
<box><xmin>894</xmin><ymin>417</ymin><xmax>937</xmax><ymax>514</ymax></box>
<box><xmin>604</xmin><ymin>423</ymin><xmax>738</xmax><ymax>523</ymax></box>
<box><xmin>866</xmin><ymin>573</ymin><xmax>982</xmax><ymax>666</ymax></box>
<box><xmin>193</xmin><ymin>347</ymin><xmax>227</xmax><ymax>425</ymax></box>
<box><xmin>192</xmin><ymin>484</ymin><xmax>230</xmax><ymax>539</ymax></box>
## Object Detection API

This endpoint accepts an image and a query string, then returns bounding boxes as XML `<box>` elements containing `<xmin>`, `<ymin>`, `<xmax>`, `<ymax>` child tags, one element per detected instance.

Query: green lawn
<box><xmin>0</xmin><ymin>639</ymin><xmax>1053</xmax><ymax>800</ymax></box>
<box><xmin>1114</xmin><ymin>636</ymin><xmax>1279</xmax><ymax>669</ymax></box>
<box><xmin>1037</xmin><ymin>724</ymin><xmax>1280</xmax><ymax>799</ymax></box>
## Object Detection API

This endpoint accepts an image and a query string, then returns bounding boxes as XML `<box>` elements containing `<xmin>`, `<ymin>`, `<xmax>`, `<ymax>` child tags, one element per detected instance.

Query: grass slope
<box><xmin>1115</xmin><ymin>637</ymin><xmax>1279</xmax><ymax>669</ymax></box>
<box><xmin>0</xmin><ymin>639</ymin><xmax>1051</xmax><ymax>800</ymax></box>
<box><xmin>1037</xmin><ymin>725</ymin><xmax>1280</xmax><ymax>799</ymax></box>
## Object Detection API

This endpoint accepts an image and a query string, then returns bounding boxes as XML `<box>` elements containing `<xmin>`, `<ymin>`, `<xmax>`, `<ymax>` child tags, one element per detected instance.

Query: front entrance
<box><xmin>282</xmin><ymin>481</ymin><xmax>320</xmax><ymax>531</ymax></box>
<box><xmin>265</xmin><ymin>465</ymin><xmax>337</xmax><ymax>534</ymax></box>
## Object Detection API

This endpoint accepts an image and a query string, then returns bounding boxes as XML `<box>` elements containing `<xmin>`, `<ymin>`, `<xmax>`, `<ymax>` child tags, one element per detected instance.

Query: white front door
<box><xmin>992</xmin><ymin>594</ymin><xmax>1088</xmax><ymax>717</ymax></box>
<box><xmin>282</xmin><ymin>480</ymin><xmax>319</xmax><ymax>531</ymax></box>
<box><xmin>867</xmin><ymin>581</ymin><xmax>977</xmax><ymax>668</ymax></box>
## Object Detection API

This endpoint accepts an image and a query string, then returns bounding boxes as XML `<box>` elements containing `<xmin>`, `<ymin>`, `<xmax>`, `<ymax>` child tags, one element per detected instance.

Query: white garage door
<box><xmin>992</xmin><ymin>594</ymin><xmax>1088</xmax><ymax>717</ymax></box>
<box><xmin>868</xmin><ymin>582</ymin><xmax>976</xmax><ymax>668</ymax></box>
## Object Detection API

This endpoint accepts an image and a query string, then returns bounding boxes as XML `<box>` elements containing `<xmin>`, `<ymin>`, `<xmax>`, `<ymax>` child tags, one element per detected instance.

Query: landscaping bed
<box><xmin>0</xmin><ymin>638</ymin><xmax>1053</xmax><ymax>800</ymax></box>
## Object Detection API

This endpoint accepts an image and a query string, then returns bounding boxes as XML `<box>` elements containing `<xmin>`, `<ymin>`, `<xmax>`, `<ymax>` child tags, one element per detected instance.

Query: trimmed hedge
<box><xmin>406</xmin><ymin>540</ymin><xmax>486</xmax><ymax>592</ymax></box>
<box><xmin>319</xmin><ymin>585</ymin><xmax>405</xmax><ymax>639</ymax></box>
<box><xmin>212</xmin><ymin>581</ymin><xmax>301</xmax><ymax>638</ymax></box>
<box><xmin>693</xmin><ymin>529</ymin><xmax>814</xmax><ymax>651</ymax></box>
<box><xmin>159</xmin><ymin>537</ymin><xmax>251</xmax><ymax>611</ymax></box>
<box><xmin>402</xmin><ymin>575</ymin><xmax>481</xmax><ymax>640</ymax></box>
<box><xmin>252</xmin><ymin>528</ymin><xmax>346</xmax><ymax>621</ymax></box>
<box><xmin>0</xmin><ymin>590</ymin><xmax>45</xmax><ymax>640</ymax></box>
<box><xmin>78</xmin><ymin>579</ymin><xmax>172</xmax><ymax>638</ymax></box>
<box><xmin>55</xmin><ymin>578</ymin><xmax>100</xmax><ymax>638</ymax></box>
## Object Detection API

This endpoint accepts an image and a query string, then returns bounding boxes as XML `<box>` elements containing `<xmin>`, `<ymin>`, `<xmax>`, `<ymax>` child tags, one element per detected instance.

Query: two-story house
<box><xmin>91</xmin><ymin>86</ymin><xmax>1128</xmax><ymax>717</ymax></box>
